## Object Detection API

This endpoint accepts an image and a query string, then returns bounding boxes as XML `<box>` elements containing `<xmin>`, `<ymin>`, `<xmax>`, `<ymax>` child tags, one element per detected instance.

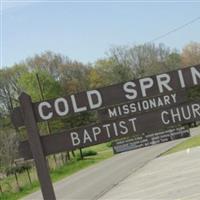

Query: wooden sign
<box><xmin>112</xmin><ymin>127</ymin><xmax>190</xmax><ymax>154</ymax></box>
<box><xmin>18</xmin><ymin>93</ymin><xmax>56</xmax><ymax>200</ymax></box>
<box><xmin>12</xmin><ymin>65</ymin><xmax>200</xmax><ymax>127</ymax></box>
<box><xmin>19</xmin><ymin>100</ymin><xmax>200</xmax><ymax>160</ymax></box>
<box><xmin>11</xmin><ymin>65</ymin><xmax>200</xmax><ymax>200</ymax></box>
<box><xmin>97</xmin><ymin>90</ymin><xmax>188</xmax><ymax>121</ymax></box>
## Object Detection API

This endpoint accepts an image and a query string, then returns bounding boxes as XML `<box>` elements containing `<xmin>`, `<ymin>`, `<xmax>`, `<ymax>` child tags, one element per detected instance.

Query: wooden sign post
<box><xmin>19</xmin><ymin>93</ymin><xmax>56</xmax><ymax>200</ymax></box>
<box><xmin>11</xmin><ymin>64</ymin><xmax>200</xmax><ymax>200</ymax></box>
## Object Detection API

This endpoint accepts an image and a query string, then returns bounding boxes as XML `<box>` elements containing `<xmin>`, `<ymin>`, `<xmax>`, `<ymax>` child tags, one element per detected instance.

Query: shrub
<box><xmin>76</xmin><ymin>149</ymin><xmax>98</xmax><ymax>160</ymax></box>
<box><xmin>106</xmin><ymin>142</ymin><xmax>112</xmax><ymax>147</ymax></box>
<box><xmin>82</xmin><ymin>150</ymin><xmax>97</xmax><ymax>157</ymax></box>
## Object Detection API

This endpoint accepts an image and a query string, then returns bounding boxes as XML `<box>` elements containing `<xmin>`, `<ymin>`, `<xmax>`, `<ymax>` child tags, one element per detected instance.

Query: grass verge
<box><xmin>162</xmin><ymin>134</ymin><xmax>200</xmax><ymax>156</ymax></box>
<box><xmin>0</xmin><ymin>143</ymin><xmax>113</xmax><ymax>200</ymax></box>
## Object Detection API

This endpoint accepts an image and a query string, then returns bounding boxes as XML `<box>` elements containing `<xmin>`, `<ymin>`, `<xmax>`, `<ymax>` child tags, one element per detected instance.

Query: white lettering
<box><xmin>161</xmin><ymin>111</ymin><xmax>169</xmax><ymax>124</ymax></box>
<box><xmin>171</xmin><ymin>94</ymin><xmax>177</xmax><ymax>103</ymax></box>
<box><xmin>171</xmin><ymin>108</ymin><xmax>181</xmax><ymax>122</ymax></box>
<box><xmin>139</xmin><ymin>78</ymin><xmax>153</xmax><ymax>97</ymax></box>
<box><xmin>54</xmin><ymin>97</ymin><xmax>69</xmax><ymax>116</ymax></box>
<box><xmin>108</xmin><ymin>108</ymin><xmax>118</xmax><ymax>118</ymax></box>
<box><xmin>83</xmin><ymin>130</ymin><xmax>93</xmax><ymax>143</ymax></box>
<box><xmin>119</xmin><ymin>121</ymin><xmax>128</xmax><ymax>135</ymax></box>
<box><xmin>70</xmin><ymin>132</ymin><xmax>80</xmax><ymax>146</ymax></box>
<box><xmin>123</xmin><ymin>82</ymin><xmax>137</xmax><ymax>100</ymax></box>
<box><xmin>192</xmin><ymin>104</ymin><xmax>200</xmax><ymax>118</ymax></box>
<box><xmin>87</xmin><ymin>90</ymin><xmax>102</xmax><ymax>109</ymax></box>
<box><xmin>92</xmin><ymin>127</ymin><xmax>101</xmax><ymax>141</ymax></box>
<box><xmin>102</xmin><ymin>124</ymin><xmax>111</xmax><ymax>138</ymax></box>
<box><xmin>157</xmin><ymin>74</ymin><xmax>172</xmax><ymax>93</ymax></box>
<box><xmin>71</xmin><ymin>95</ymin><xmax>87</xmax><ymax>112</ymax></box>
<box><xmin>181</xmin><ymin>106</ymin><xmax>191</xmax><ymax>120</ymax></box>
<box><xmin>178</xmin><ymin>70</ymin><xmax>186</xmax><ymax>88</ymax></box>
<box><xmin>191</xmin><ymin>67</ymin><xmax>200</xmax><ymax>85</ymax></box>
<box><xmin>128</xmin><ymin>118</ymin><xmax>137</xmax><ymax>132</ymax></box>
<box><xmin>38</xmin><ymin>102</ymin><xmax>53</xmax><ymax>120</ymax></box>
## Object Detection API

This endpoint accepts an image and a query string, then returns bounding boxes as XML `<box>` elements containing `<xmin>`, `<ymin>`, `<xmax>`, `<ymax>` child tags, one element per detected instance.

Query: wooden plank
<box><xmin>19</xmin><ymin>93</ymin><xmax>56</xmax><ymax>200</ymax></box>
<box><xmin>12</xmin><ymin>65</ymin><xmax>200</xmax><ymax>127</ymax></box>
<box><xmin>97</xmin><ymin>90</ymin><xmax>188</xmax><ymax>121</ymax></box>
<box><xmin>19</xmin><ymin>100</ymin><xmax>200</xmax><ymax>160</ymax></box>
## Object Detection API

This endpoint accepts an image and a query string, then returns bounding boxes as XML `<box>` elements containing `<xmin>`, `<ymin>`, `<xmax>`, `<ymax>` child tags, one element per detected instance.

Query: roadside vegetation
<box><xmin>0</xmin><ymin>42</ymin><xmax>200</xmax><ymax>199</ymax></box>
<box><xmin>162</xmin><ymin>133</ymin><xmax>200</xmax><ymax>156</ymax></box>
<box><xmin>0</xmin><ymin>143</ymin><xmax>113</xmax><ymax>200</ymax></box>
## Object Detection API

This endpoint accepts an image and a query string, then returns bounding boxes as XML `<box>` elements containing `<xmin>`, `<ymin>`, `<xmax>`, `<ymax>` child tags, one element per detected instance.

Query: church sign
<box><xmin>11</xmin><ymin>64</ymin><xmax>200</xmax><ymax>200</ymax></box>
<box><xmin>12</xmin><ymin>65</ymin><xmax>200</xmax><ymax>127</ymax></box>
<box><xmin>19</xmin><ymin>101</ymin><xmax>199</xmax><ymax>160</ymax></box>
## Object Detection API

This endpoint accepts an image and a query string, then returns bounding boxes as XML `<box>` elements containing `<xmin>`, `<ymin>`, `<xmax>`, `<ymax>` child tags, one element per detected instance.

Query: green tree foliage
<box><xmin>25</xmin><ymin>51</ymin><xmax>66</xmax><ymax>79</ymax></box>
<box><xmin>17</xmin><ymin>70</ymin><xmax>62</xmax><ymax>102</ymax></box>
<box><xmin>58</xmin><ymin>61</ymin><xmax>90</xmax><ymax>94</ymax></box>
<box><xmin>0</xmin><ymin>65</ymin><xmax>26</xmax><ymax>115</ymax></box>
<box><xmin>93</xmin><ymin>58</ymin><xmax>134</xmax><ymax>85</ymax></box>
<box><xmin>107</xmin><ymin>43</ymin><xmax>181</xmax><ymax>78</ymax></box>
<box><xmin>181</xmin><ymin>42</ymin><xmax>200</xmax><ymax>66</ymax></box>
<box><xmin>23</xmin><ymin>51</ymin><xmax>90</xmax><ymax>94</ymax></box>
<box><xmin>180</xmin><ymin>42</ymin><xmax>200</xmax><ymax>100</ymax></box>
<box><xmin>0</xmin><ymin>129</ymin><xmax>18</xmax><ymax>171</ymax></box>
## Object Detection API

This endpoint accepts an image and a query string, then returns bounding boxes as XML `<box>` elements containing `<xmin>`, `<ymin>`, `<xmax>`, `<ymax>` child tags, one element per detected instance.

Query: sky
<box><xmin>1</xmin><ymin>1</ymin><xmax>200</xmax><ymax>68</ymax></box>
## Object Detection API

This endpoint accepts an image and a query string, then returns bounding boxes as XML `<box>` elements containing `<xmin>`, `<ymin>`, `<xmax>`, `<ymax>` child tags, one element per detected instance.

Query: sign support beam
<box><xmin>19</xmin><ymin>93</ymin><xmax>56</xmax><ymax>200</ymax></box>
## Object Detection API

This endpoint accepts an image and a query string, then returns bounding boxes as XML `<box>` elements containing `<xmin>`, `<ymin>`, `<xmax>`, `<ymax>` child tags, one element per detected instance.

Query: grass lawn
<box><xmin>0</xmin><ymin>143</ymin><xmax>113</xmax><ymax>200</ymax></box>
<box><xmin>162</xmin><ymin>134</ymin><xmax>200</xmax><ymax>156</ymax></box>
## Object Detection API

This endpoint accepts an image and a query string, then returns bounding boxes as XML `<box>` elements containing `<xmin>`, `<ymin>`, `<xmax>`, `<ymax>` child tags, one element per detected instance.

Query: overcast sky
<box><xmin>1</xmin><ymin>1</ymin><xmax>200</xmax><ymax>68</ymax></box>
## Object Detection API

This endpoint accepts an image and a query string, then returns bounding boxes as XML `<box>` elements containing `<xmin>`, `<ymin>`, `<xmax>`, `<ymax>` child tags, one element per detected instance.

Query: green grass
<box><xmin>0</xmin><ymin>143</ymin><xmax>113</xmax><ymax>200</ymax></box>
<box><xmin>162</xmin><ymin>134</ymin><xmax>200</xmax><ymax>156</ymax></box>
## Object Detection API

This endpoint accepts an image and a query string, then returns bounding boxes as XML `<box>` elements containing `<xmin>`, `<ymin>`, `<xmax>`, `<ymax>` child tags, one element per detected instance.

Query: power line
<box><xmin>149</xmin><ymin>16</ymin><xmax>200</xmax><ymax>43</ymax></box>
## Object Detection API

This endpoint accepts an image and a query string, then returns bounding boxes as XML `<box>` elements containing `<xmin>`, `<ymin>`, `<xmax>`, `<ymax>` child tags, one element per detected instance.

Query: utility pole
<box><xmin>35</xmin><ymin>73</ymin><xmax>58</xmax><ymax>167</ymax></box>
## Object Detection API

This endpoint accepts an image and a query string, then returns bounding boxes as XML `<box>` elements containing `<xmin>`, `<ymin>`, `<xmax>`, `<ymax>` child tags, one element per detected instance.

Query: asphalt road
<box><xmin>100</xmin><ymin>142</ymin><xmax>200</xmax><ymax>200</ymax></box>
<box><xmin>22</xmin><ymin>127</ymin><xmax>199</xmax><ymax>200</ymax></box>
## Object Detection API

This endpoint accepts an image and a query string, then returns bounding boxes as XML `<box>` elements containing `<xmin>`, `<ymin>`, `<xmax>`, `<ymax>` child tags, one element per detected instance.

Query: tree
<box><xmin>107</xmin><ymin>43</ymin><xmax>180</xmax><ymax>77</ymax></box>
<box><xmin>25</xmin><ymin>51</ymin><xmax>66</xmax><ymax>79</ymax></box>
<box><xmin>165</xmin><ymin>52</ymin><xmax>181</xmax><ymax>70</ymax></box>
<box><xmin>0</xmin><ymin>129</ymin><xmax>18</xmax><ymax>171</ymax></box>
<box><xmin>181</xmin><ymin>42</ymin><xmax>200</xmax><ymax>66</ymax></box>
<box><xmin>0</xmin><ymin>65</ymin><xmax>26</xmax><ymax>116</ymax></box>
<box><xmin>17</xmin><ymin>70</ymin><xmax>62</xmax><ymax>102</ymax></box>
<box><xmin>92</xmin><ymin>58</ymin><xmax>134</xmax><ymax>86</ymax></box>
<box><xmin>58</xmin><ymin>61</ymin><xmax>90</xmax><ymax>94</ymax></box>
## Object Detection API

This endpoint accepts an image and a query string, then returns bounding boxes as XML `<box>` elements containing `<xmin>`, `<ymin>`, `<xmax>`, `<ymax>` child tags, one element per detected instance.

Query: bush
<box><xmin>106</xmin><ymin>142</ymin><xmax>112</xmax><ymax>147</ymax></box>
<box><xmin>76</xmin><ymin>149</ymin><xmax>97</xmax><ymax>160</ymax></box>
<box><xmin>82</xmin><ymin>150</ymin><xmax>97</xmax><ymax>157</ymax></box>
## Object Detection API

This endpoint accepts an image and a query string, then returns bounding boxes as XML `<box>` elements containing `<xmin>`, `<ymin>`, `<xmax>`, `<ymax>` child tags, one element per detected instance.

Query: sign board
<box><xmin>10</xmin><ymin>65</ymin><xmax>200</xmax><ymax>200</ymax></box>
<box><xmin>98</xmin><ymin>91</ymin><xmax>188</xmax><ymax>121</ymax></box>
<box><xmin>12</xmin><ymin>65</ymin><xmax>200</xmax><ymax>127</ymax></box>
<box><xmin>19</xmin><ymin>100</ymin><xmax>200</xmax><ymax>160</ymax></box>
<box><xmin>112</xmin><ymin>127</ymin><xmax>190</xmax><ymax>154</ymax></box>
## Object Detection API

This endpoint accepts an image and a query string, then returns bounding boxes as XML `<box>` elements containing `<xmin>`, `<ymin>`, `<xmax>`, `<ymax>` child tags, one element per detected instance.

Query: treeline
<box><xmin>0</xmin><ymin>42</ymin><xmax>200</xmax><ymax>171</ymax></box>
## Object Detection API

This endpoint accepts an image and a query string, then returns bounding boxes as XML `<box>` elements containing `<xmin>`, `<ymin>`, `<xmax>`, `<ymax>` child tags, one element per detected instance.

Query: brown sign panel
<box><xmin>19</xmin><ymin>100</ymin><xmax>200</xmax><ymax>160</ymax></box>
<box><xmin>112</xmin><ymin>127</ymin><xmax>190</xmax><ymax>154</ymax></box>
<box><xmin>12</xmin><ymin>65</ymin><xmax>200</xmax><ymax>127</ymax></box>
<box><xmin>97</xmin><ymin>90</ymin><xmax>188</xmax><ymax>121</ymax></box>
